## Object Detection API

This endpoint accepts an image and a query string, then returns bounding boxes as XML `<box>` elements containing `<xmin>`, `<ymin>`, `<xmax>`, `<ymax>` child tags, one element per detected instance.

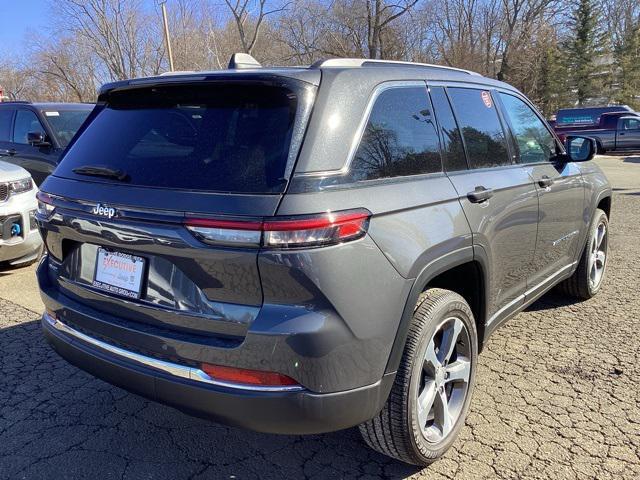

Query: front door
<box><xmin>10</xmin><ymin>109</ymin><xmax>57</xmax><ymax>186</ymax></box>
<box><xmin>436</xmin><ymin>86</ymin><xmax>539</xmax><ymax>323</ymax></box>
<box><xmin>617</xmin><ymin>117</ymin><xmax>640</xmax><ymax>150</ymax></box>
<box><xmin>497</xmin><ymin>92</ymin><xmax>584</xmax><ymax>297</ymax></box>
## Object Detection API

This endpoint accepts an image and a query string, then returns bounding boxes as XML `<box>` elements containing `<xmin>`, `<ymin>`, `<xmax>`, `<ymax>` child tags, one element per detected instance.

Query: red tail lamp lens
<box><xmin>201</xmin><ymin>364</ymin><xmax>299</xmax><ymax>387</ymax></box>
<box><xmin>184</xmin><ymin>208</ymin><xmax>371</xmax><ymax>249</ymax></box>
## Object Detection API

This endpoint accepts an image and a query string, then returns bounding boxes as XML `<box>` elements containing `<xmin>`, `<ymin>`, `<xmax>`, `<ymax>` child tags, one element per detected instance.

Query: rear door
<box><xmin>10</xmin><ymin>108</ymin><xmax>57</xmax><ymax>186</ymax></box>
<box><xmin>497</xmin><ymin>91</ymin><xmax>584</xmax><ymax>297</ymax></box>
<box><xmin>617</xmin><ymin>117</ymin><xmax>640</xmax><ymax>149</ymax></box>
<box><xmin>39</xmin><ymin>79</ymin><xmax>315</xmax><ymax>340</ymax></box>
<box><xmin>431</xmin><ymin>85</ymin><xmax>539</xmax><ymax>324</ymax></box>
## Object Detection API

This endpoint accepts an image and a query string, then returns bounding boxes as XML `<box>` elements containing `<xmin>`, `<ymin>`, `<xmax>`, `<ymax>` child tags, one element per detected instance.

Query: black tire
<box><xmin>557</xmin><ymin>208</ymin><xmax>609</xmax><ymax>299</ymax></box>
<box><xmin>359</xmin><ymin>288</ymin><xmax>478</xmax><ymax>466</ymax></box>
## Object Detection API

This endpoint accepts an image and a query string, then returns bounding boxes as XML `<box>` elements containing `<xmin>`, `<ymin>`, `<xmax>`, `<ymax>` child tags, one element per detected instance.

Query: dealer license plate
<box><xmin>92</xmin><ymin>248</ymin><xmax>145</xmax><ymax>299</ymax></box>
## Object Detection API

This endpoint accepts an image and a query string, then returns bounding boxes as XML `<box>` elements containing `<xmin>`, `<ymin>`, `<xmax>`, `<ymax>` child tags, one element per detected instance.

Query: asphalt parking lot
<box><xmin>1</xmin><ymin>155</ymin><xmax>639</xmax><ymax>480</ymax></box>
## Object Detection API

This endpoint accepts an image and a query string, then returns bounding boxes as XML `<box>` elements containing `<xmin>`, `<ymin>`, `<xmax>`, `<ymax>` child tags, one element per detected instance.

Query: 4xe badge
<box><xmin>91</xmin><ymin>204</ymin><xmax>116</xmax><ymax>219</ymax></box>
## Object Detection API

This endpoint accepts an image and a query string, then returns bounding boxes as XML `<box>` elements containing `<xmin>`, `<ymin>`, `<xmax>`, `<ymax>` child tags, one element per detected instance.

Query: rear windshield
<box><xmin>42</xmin><ymin>109</ymin><xmax>92</xmax><ymax>147</ymax></box>
<box><xmin>556</xmin><ymin>106</ymin><xmax>630</xmax><ymax>126</ymax></box>
<box><xmin>56</xmin><ymin>83</ymin><xmax>300</xmax><ymax>193</ymax></box>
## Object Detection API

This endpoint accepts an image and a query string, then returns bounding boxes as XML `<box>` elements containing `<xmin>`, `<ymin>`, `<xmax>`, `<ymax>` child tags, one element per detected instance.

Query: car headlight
<box><xmin>9</xmin><ymin>177</ymin><xmax>33</xmax><ymax>194</ymax></box>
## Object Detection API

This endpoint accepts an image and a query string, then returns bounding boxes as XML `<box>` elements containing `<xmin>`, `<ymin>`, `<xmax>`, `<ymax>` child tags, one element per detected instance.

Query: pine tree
<box><xmin>568</xmin><ymin>0</ymin><xmax>602</xmax><ymax>106</ymax></box>
<box><xmin>614</xmin><ymin>22</ymin><xmax>640</xmax><ymax>110</ymax></box>
<box><xmin>538</xmin><ymin>39</ymin><xmax>572</xmax><ymax>116</ymax></box>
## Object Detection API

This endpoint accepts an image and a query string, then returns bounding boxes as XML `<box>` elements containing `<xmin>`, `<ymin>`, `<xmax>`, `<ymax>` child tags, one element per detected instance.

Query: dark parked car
<box><xmin>0</xmin><ymin>102</ymin><xmax>93</xmax><ymax>186</ymax></box>
<box><xmin>554</xmin><ymin>105</ymin><xmax>634</xmax><ymax>129</ymax></box>
<box><xmin>36</xmin><ymin>55</ymin><xmax>611</xmax><ymax>466</ymax></box>
<box><xmin>558</xmin><ymin>113</ymin><xmax>640</xmax><ymax>153</ymax></box>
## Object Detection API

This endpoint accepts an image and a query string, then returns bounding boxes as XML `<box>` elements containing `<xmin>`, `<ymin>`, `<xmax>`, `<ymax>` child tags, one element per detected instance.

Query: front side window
<box><xmin>350</xmin><ymin>86</ymin><xmax>442</xmax><ymax>181</ymax></box>
<box><xmin>623</xmin><ymin>118</ymin><xmax>640</xmax><ymax>130</ymax></box>
<box><xmin>13</xmin><ymin>110</ymin><xmax>45</xmax><ymax>144</ymax></box>
<box><xmin>447</xmin><ymin>88</ymin><xmax>510</xmax><ymax>169</ymax></box>
<box><xmin>499</xmin><ymin>93</ymin><xmax>557</xmax><ymax>164</ymax></box>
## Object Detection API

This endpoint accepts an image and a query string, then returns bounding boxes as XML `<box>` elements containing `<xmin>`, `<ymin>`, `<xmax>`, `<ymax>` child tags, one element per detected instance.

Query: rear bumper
<box><xmin>42</xmin><ymin>311</ymin><xmax>393</xmax><ymax>434</ymax></box>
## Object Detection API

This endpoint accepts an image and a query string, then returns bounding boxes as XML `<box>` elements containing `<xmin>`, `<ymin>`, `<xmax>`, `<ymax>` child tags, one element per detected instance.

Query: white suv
<box><xmin>0</xmin><ymin>160</ymin><xmax>41</xmax><ymax>266</ymax></box>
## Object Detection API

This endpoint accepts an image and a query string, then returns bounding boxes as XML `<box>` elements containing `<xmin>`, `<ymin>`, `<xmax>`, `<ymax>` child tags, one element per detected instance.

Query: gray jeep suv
<box><xmin>36</xmin><ymin>55</ymin><xmax>611</xmax><ymax>466</ymax></box>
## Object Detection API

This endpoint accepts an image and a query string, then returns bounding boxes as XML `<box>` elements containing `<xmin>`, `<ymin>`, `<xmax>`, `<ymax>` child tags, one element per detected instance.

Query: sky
<box><xmin>0</xmin><ymin>0</ymin><xmax>50</xmax><ymax>55</ymax></box>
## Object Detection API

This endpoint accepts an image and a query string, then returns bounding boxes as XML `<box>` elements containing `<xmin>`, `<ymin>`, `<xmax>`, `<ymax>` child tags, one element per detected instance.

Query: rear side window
<box><xmin>447</xmin><ymin>88</ymin><xmax>510</xmax><ymax>169</ymax></box>
<box><xmin>350</xmin><ymin>86</ymin><xmax>442</xmax><ymax>181</ymax></box>
<box><xmin>429</xmin><ymin>87</ymin><xmax>467</xmax><ymax>171</ymax></box>
<box><xmin>499</xmin><ymin>93</ymin><xmax>557</xmax><ymax>164</ymax></box>
<box><xmin>56</xmin><ymin>84</ymin><xmax>300</xmax><ymax>193</ymax></box>
<box><xmin>13</xmin><ymin>110</ymin><xmax>46</xmax><ymax>144</ymax></box>
<box><xmin>0</xmin><ymin>110</ymin><xmax>14</xmax><ymax>142</ymax></box>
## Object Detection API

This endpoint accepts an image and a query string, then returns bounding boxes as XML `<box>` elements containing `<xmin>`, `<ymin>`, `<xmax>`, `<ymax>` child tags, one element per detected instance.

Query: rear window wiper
<box><xmin>72</xmin><ymin>165</ymin><xmax>129</xmax><ymax>181</ymax></box>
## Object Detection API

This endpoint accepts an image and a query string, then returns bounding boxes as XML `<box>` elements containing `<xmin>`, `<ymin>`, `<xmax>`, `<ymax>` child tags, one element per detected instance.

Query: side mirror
<box><xmin>27</xmin><ymin>131</ymin><xmax>50</xmax><ymax>147</ymax></box>
<box><xmin>565</xmin><ymin>135</ymin><xmax>596</xmax><ymax>162</ymax></box>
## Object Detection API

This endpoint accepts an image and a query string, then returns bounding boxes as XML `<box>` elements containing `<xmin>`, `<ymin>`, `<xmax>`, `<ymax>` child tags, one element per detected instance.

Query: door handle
<box><xmin>538</xmin><ymin>176</ymin><xmax>554</xmax><ymax>188</ymax></box>
<box><xmin>467</xmin><ymin>186</ymin><xmax>494</xmax><ymax>203</ymax></box>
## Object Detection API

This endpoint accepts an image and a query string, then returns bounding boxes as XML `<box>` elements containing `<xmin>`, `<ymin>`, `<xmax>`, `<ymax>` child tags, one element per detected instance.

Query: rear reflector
<box><xmin>201</xmin><ymin>364</ymin><xmax>299</xmax><ymax>387</ymax></box>
<box><xmin>185</xmin><ymin>208</ymin><xmax>370</xmax><ymax>249</ymax></box>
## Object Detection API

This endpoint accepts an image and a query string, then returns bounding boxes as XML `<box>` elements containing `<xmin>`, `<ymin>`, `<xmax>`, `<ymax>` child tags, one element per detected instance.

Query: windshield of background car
<box><xmin>55</xmin><ymin>83</ymin><xmax>302</xmax><ymax>193</ymax></box>
<box><xmin>42</xmin><ymin>109</ymin><xmax>92</xmax><ymax>147</ymax></box>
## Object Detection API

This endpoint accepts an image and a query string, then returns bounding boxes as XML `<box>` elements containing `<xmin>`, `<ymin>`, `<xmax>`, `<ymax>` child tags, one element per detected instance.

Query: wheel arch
<box><xmin>383</xmin><ymin>247</ymin><xmax>489</xmax><ymax>375</ymax></box>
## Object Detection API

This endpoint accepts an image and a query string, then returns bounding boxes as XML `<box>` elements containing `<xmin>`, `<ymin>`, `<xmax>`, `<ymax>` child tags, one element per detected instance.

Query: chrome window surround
<box><xmin>44</xmin><ymin>312</ymin><xmax>304</xmax><ymax>392</ymax></box>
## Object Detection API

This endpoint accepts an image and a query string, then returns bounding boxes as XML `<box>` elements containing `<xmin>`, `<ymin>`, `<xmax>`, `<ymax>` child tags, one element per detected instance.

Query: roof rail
<box><xmin>228</xmin><ymin>53</ymin><xmax>262</xmax><ymax>70</ymax></box>
<box><xmin>159</xmin><ymin>70</ymin><xmax>196</xmax><ymax>76</ymax></box>
<box><xmin>0</xmin><ymin>100</ymin><xmax>30</xmax><ymax>104</ymax></box>
<box><xmin>312</xmin><ymin>58</ymin><xmax>481</xmax><ymax>76</ymax></box>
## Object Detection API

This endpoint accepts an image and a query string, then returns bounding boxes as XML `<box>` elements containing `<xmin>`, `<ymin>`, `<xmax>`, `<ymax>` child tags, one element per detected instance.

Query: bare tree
<box><xmin>223</xmin><ymin>0</ymin><xmax>289</xmax><ymax>55</ymax></box>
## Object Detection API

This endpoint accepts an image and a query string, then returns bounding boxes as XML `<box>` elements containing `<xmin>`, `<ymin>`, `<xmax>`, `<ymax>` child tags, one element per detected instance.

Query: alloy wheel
<box><xmin>416</xmin><ymin>316</ymin><xmax>471</xmax><ymax>443</ymax></box>
<box><xmin>588</xmin><ymin>220</ymin><xmax>607</xmax><ymax>290</ymax></box>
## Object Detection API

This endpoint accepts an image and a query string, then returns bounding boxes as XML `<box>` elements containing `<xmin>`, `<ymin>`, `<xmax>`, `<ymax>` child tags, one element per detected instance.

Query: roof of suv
<box><xmin>97</xmin><ymin>58</ymin><xmax>515</xmax><ymax>96</ymax></box>
<box><xmin>0</xmin><ymin>102</ymin><xmax>94</xmax><ymax>110</ymax></box>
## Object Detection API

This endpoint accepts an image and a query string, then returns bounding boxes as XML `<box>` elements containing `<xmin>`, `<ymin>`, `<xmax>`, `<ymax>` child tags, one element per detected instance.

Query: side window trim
<box><xmin>427</xmin><ymin>84</ymin><xmax>470</xmax><ymax>171</ymax></box>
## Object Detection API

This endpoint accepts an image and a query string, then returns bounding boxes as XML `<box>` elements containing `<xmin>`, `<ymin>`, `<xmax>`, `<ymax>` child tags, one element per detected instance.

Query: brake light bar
<box><xmin>184</xmin><ymin>208</ymin><xmax>371</xmax><ymax>249</ymax></box>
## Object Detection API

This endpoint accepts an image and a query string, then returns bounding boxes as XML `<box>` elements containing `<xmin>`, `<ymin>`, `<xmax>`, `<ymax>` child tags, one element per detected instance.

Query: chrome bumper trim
<box><xmin>43</xmin><ymin>312</ymin><xmax>304</xmax><ymax>392</ymax></box>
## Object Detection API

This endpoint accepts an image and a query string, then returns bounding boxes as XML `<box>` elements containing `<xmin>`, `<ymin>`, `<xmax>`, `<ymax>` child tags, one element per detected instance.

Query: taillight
<box><xmin>184</xmin><ymin>208</ymin><xmax>371</xmax><ymax>249</ymax></box>
<box><xmin>200</xmin><ymin>363</ymin><xmax>299</xmax><ymax>387</ymax></box>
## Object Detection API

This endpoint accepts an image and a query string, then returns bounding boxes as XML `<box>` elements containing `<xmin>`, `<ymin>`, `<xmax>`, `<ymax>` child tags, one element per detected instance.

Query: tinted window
<box><xmin>56</xmin><ymin>84</ymin><xmax>300</xmax><ymax>193</ymax></box>
<box><xmin>13</xmin><ymin>110</ymin><xmax>45</xmax><ymax>144</ymax></box>
<box><xmin>447</xmin><ymin>88</ymin><xmax>510</xmax><ymax>168</ymax></box>
<box><xmin>429</xmin><ymin>87</ymin><xmax>467</xmax><ymax>171</ymax></box>
<box><xmin>499</xmin><ymin>93</ymin><xmax>557</xmax><ymax>163</ymax></box>
<box><xmin>42</xmin><ymin>109</ymin><xmax>92</xmax><ymax>147</ymax></box>
<box><xmin>0</xmin><ymin>109</ymin><xmax>15</xmax><ymax>142</ymax></box>
<box><xmin>623</xmin><ymin>118</ymin><xmax>640</xmax><ymax>130</ymax></box>
<box><xmin>351</xmin><ymin>87</ymin><xmax>441</xmax><ymax>181</ymax></box>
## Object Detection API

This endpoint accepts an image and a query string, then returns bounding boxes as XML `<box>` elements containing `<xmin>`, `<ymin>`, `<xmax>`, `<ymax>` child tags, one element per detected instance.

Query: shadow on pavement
<box><xmin>622</xmin><ymin>156</ymin><xmax>640</xmax><ymax>164</ymax></box>
<box><xmin>525</xmin><ymin>290</ymin><xmax>584</xmax><ymax>312</ymax></box>
<box><xmin>0</xmin><ymin>318</ymin><xmax>420</xmax><ymax>480</ymax></box>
